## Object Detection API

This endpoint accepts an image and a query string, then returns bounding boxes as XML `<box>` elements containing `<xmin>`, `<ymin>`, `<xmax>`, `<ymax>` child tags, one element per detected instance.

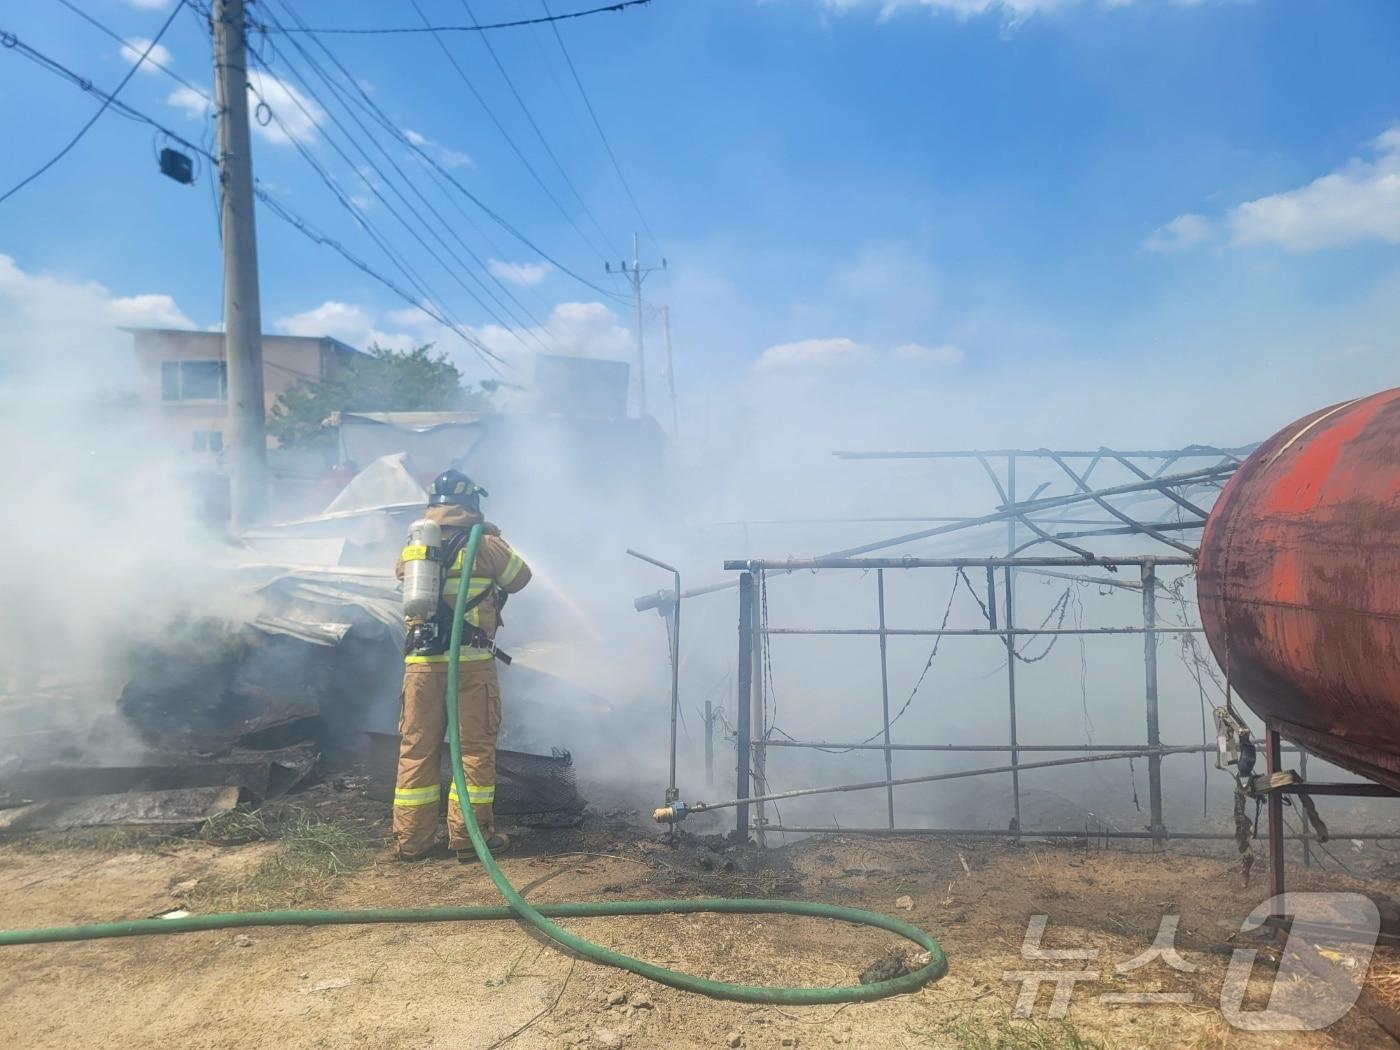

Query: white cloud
<box><xmin>892</xmin><ymin>342</ymin><xmax>965</xmax><ymax>364</ymax></box>
<box><xmin>125</xmin><ymin>0</ymin><xmax>172</xmax><ymax>8</ymax></box>
<box><xmin>276</xmin><ymin>297</ymin><xmax>633</xmax><ymax>377</ymax></box>
<box><xmin>246</xmin><ymin>69</ymin><xmax>325</xmax><ymax>145</ymax></box>
<box><xmin>1227</xmin><ymin>127</ymin><xmax>1400</xmax><ymax>251</ymax></box>
<box><xmin>119</xmin><ymin>37</ymin><xmax>173</xmax><ymax>71</ymax></box>
<box><xmin>753</xmin><ymin>336</ymin><xmax>967</xmax><ymax>372</ymax></box>
<box><xmin>402</xmin><ymin>128</ymin><xmax>473</xmax><ymax>169</ymax></box>
<box><xmin>488</xmin><ymin>259</ymin><xmax>553</xmax><ymax>287</ymax></box>
<box><xmin>1144</xmin><ymin>212</ymin><xmax>1213</xmax><ymax>254</ymax></box>
<box><xmin>107</xmin><ymin>293</ymin><xmax>193</xmax><ymax>329</ymax></box>
<box><xmin>275</xmin><ymin>300</ymin><xmax>416</xmax><ymax>351</ymax></box>
<box><xmin>755</xmin><ymin>337</ymin><xmax>871</xmax><ymax>371</ymax></box>
<box><xmin>473</xmin><ymin>301</ymin><xmax>631</xmax><ymax>363</ymax></box>
<box><xmin>818</xmin><ymin>0</ymin><xmax>1216</xmax><ymax>23</ymax></box>
<box><xmin>0</xmin><ymin>254</ymin><xmax>193</xmax><ymax>388</ymax></box>
<box><xmin>380</xmin><ymin>299</ymin><xmax>632</xmax><ymax>375</ymax></box>
<box><xmin>437</xmin><ymin>147</ymin><xmax>473</xmax><ymax>169</ymax></box>
<box><xmin>165</xmin><ymin>85</ymin><xmax>210</xmax><ymax>120</ymax></box>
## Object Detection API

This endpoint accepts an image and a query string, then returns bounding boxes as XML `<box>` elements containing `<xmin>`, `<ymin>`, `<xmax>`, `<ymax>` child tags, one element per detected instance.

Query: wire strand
<box><xmin>262</xmin><ymin>1</ymin><xmax>631</xmax><ymax>305</ymax></box>
<box><xmin>0</xmin><ymin>4</ymin><xmax>184</xmax><ymax>204</ymax></box>
<box><xmin>407</xmin><ymin>0</ymin><xmax>617</xmax><ymax>265</ymax></box>
<box><xmin>243</xmin><ymin>27</ymin><xmax>555</xmax><ymax>359</ymax></box>
<box><xmin>542</xmin><ymin>0</ymin><xmax>662</xmax><ymax>254</ymax></box>
<box><xmin>275</xmin><ymin>0</ymin><xmax>656</xmax><ymax>35</ymax></box>
<box><xmin>460</xmin><ymin>0</ymin><xmax>623</xmax><ymax>259</ymax></box>
<box><xmin>261</xmin><ymin>0</ymin><xmax>580</xmax><ymax>342</ymax></box>
<box><xmin>52</xmin><ymin>0</ymin><xmax>212</xmax><ymax>102</ymax></box>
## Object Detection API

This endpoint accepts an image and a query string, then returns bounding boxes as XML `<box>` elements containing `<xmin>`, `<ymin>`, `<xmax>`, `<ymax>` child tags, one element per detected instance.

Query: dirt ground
<box><xmin>0</xmin><ymin>795</ymin><xmax>1397</xmax><ymax>1050</ymax></box>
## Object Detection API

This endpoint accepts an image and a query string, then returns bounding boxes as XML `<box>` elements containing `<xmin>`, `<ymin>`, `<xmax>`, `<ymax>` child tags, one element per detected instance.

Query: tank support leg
<box><xmin>1265</xmin><ymin>725</ymin><xmax>1285</xmax><ymax>917</ymax></box>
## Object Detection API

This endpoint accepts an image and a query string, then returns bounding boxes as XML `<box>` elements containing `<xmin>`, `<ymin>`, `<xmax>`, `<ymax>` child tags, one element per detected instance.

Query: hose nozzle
<box><xmin>652</xmin><ymin>801</ymin><xmax>689</xmax><ymax>824</ymax></box>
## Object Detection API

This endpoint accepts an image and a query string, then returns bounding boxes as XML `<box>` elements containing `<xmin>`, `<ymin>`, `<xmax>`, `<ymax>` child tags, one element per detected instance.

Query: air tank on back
<box><xmin>1196</xmin><ymin>387</ymin><xmax>1400</xmax><ymax>789</ymax></box>
<box><xmin>402</xmin><ymin>518</ymin><xmax>444</xmax><ymax>622</ymax></box>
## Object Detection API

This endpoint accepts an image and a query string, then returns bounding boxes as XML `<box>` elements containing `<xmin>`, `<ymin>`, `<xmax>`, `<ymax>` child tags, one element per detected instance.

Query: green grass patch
<box><xmin>188</xmin><ymin>809</ymin><xmax>378</xmax><ymax>912</ymax></box>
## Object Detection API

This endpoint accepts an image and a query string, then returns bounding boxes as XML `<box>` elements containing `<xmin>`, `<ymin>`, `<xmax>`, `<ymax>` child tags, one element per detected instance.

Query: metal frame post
<box><xmin>735</xmin><ymin>573</ymin><xmax>753</xmax><ymax>843</ymax></box>
<box><xmin>1300</xmin><ymin>749</ymin><xmax>1312</xmax><ymax>867</ymax></box>
<box><xmin>1266</xmin><ymin>725</ymin><xmax>1285</xmax><ymax>913</ymax></box>
<box><xmin>1005</xmin><ymin>454</ymin><xmax>1021</xmax><ymax>837</ymax></box>
<box><xmin>626</xmin><ymin>549</ymin><xmax>682</xmax><ymax>805</ymax></box>
<box><xmin>751</xmin><ymin>571</ymin><xmax>767</xmax><ymax>847</ymax></box>
<box><xmin>877</xmin><ymin>569</ymin><xmax>895</xmax><ymax>827</ymax></box>
<box><xmin>1142</xmin><ymin>560</ymin><xmax>1164</xmax><ymax>838</ymax></box>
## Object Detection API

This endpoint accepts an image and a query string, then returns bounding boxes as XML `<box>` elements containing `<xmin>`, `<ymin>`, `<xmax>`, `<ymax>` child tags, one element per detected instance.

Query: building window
<box><xmin>192</xmin><ymin>430</ymin><xmax>224</xmax><ymax>453</ymax></box>
<box><xmin>161</xmin><ymin>360</ymin><xmax>227</xmax><ymax>401</ymax></box>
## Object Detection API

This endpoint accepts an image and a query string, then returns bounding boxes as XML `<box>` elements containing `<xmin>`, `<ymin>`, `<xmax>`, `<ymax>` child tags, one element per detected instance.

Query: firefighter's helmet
<box><xmin>429</xmin><ymin>469</ymin><xmax>487</xmax><ymax>508</ymax></box>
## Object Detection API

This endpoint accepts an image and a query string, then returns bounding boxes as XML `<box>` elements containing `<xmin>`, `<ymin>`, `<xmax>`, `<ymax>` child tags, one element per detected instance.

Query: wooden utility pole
<box><xmin>213</xmin><ymin>0</ymin><xmax>267</xmax><ymax>529</ymax></box>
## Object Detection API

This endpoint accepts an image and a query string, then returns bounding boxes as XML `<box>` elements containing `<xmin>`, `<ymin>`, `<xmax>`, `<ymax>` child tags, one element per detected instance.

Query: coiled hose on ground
<box><xmin>0</xmin><ymin>525</ymin><xmax>948</xmax><ymax>1004</ymax></box>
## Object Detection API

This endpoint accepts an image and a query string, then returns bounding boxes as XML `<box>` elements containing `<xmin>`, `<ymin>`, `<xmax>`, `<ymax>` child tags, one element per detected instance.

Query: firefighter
<box><xmin>392</xmin><ymin>469</ymin><xmax>531</xmax><ymax>862</ymax></box>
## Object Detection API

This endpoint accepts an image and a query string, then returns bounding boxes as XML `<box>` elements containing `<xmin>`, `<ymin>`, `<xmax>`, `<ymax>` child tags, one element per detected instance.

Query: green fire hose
<box><xmin>0</xmin><ymin>524</ymin><xmax>948</xmax><ymax>1004</ymax></box>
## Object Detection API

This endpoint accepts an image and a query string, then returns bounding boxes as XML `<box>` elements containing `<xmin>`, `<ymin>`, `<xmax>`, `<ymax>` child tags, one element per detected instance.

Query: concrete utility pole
<box><xmin>661</xmin><ymin>304</ymin><xmax>678</xmax><ymax>441</ymax></box>
<box><xmin>213</xmin><ymin>0</ymin><xmax>267</xmax><ymax>530</ymax></box>
<box><xmin>607</xmin><ymin>232</ymin><xmax>664</xmax><ymax>419</ymax></box>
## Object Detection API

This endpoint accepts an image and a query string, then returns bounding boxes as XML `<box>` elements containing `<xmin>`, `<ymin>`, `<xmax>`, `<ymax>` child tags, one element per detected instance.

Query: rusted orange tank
<box><xmin>1197</xmin><ymin>388</ymin><xmax>1400</xmax><ymax>789</ymax></box>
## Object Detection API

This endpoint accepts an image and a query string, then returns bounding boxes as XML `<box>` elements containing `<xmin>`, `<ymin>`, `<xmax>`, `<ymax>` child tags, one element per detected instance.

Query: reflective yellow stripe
<box><xmin>439</xmin><ymin>576</ymin><xmax>493</xmax><ymax>627</ymax></box>
<box><xmin>393</xmin><ymin>784</ymin><xmax>441</xmax><ymax>807</ymax></box>
<box><xmin>448</xmin><ymin>784</ymin><xmax>495</xmax><ymax>803</ymax></box>
<box><xmin>404</xmin><ymin>650</ymin><xmax>494</xmax><ymax>664</ymax></box>
<box><xmin>497</xmin><ymin>552</ymin><xmax>524</xmax><ymax>587</ymax></box>
<box><xmin>401</xmin><ymin>545</ymin><xmax>429</xmax><ymax>561</ymax></box>
<box><xmin>442</xmin><ymin>576</ymin><xmax>491</xmax><ymax>595</ymax></box>
<box><xmin>449</xmin><ymin>550</ymin><xmax>481</xmax><ymax>572</ymax></box>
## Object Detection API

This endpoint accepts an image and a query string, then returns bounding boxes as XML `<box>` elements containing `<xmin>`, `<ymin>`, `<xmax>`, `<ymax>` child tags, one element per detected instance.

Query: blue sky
<box><xmin>2</xmin><ymin>0</ymin><xmax>1399</xmax><ymax>449</ymax></box>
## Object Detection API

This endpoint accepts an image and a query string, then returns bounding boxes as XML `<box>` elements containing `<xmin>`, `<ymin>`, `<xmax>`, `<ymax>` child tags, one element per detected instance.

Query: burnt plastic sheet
<box><xmin>0</xmin><ymin>786</ymin><xmax>241</xmax><ymax>832</ymax></box>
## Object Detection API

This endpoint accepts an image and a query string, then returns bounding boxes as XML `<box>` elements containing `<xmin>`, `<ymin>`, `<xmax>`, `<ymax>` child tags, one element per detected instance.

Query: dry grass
<box><xmin>4</xmin><ymin>825</ymin><xmax>177</xmax><ymax>854</ymax></box>
<box><xmin>939</xmin><ymin>1020</ymin><xmax>1110</xmax><ymax>1050</ymax></box>
<box><xmin>198</xmin><ymin>807</ymin><xmax>269</xmax><ymax>845</ymax></box>
<box><xmin>1366</xmin><ymin>948</ymin><xmax>1400</xmax><ymax>1011</ymax></box>
<box><xmin>186</xmin><ymin>809</ymin><xmax>376</xmax><ymax>912</ymax></box>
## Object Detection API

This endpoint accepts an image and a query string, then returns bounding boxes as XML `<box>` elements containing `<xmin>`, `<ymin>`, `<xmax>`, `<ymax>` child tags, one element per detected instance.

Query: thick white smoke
<box><xmin>0</xmin><ymin>255</ymin><xmax>247</xmax><ymax>708</ymax></box>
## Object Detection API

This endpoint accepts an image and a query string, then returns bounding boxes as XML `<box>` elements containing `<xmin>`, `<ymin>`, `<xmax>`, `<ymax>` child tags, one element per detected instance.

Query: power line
<box><xmin>0</xmin><ymin>29</ymin><xmax>511</xmax><ymax>371</ymax></box>
<box><xmin>255</xmin><ymin>3</ymin><xmax>570</xmax><ymax>350</ymax></box>
<box><xmin>459</xmin><ymin>0</ymin><xmax>622</xmax><ymax>259</ymax></box>
<box><xmin>240</xmin><ymin>63</ymin><xmax>510</xmax><ymax>369</ymax></box>
<box><xmin>406</xmin><ymin>0</ymin><xmax>616</xmax><ymax>265</ymax></box>
<box><xmin>542</xmin><ymin>0</ymin><xmax>662</xmax><ymax>254</ymax></box>
<box><xmin>274</xmin><ymin>0</ymin><xmax>657</xmax><ymax>35</ymax></box>
<box><xmin>0</xmin><ymin>4</ymin><xmax>183</xmax><ymax>205</ymax></box>
<box><xmin>0</xmin><ymin>34</ymin><xmax>214</xmax><ymax>163</ymax></box>
<box><xmin>261</xmin><ymin>3</ymin><xmax>577</xmax><ymax>328</ymax></box>
<box><xmin>255</xmin><ymin>189</ymin><xmax>508</xmax><ymax>375</ymax></box>
<box><xmin>267</xmin><ymin>0</ymin><xmax>631</xmax><ymax>306</ymax></box>
<box><xmin>243</xmin><ymin>30</ymin><xmax>555</xmax><ymax>359</ymax></box>
<box><xmin>52</xmin><ymin>0</ymin><xmax>212</xmax><ymax>103</ymax></box>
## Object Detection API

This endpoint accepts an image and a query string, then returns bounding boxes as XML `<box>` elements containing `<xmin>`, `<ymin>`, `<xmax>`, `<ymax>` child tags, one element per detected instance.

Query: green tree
<box><xmin>269</xmin><ymin>343</ymin><xmax>492</xmax><ymax>449</ymax></box>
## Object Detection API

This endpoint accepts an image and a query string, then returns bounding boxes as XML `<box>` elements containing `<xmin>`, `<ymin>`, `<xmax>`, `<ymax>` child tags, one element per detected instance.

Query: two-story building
<box><xmin>128</xmin><ymin>327</ymin><xmax>365</xmax><ymax>462</ymax></box>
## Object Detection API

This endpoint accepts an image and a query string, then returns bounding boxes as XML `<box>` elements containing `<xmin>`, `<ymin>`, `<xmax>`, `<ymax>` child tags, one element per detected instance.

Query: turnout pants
<box><xmin>393</xmin><ymin>661</ymin><xmax>502</xmax><ymax>858</ymax></box>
